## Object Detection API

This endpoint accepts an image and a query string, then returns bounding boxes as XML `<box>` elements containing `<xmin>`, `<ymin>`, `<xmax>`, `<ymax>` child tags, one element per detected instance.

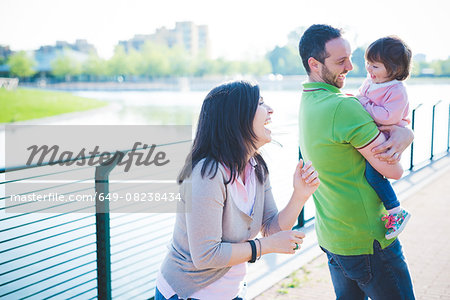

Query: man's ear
<box><xmin>308</xmin><ymin>57</ymin><xmax>321</xmax><ymax>73</ymax></box>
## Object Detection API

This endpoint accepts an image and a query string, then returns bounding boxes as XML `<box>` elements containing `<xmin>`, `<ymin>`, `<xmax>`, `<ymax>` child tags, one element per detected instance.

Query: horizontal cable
<box><xmin>113</xmin><ymin>266</ymin><xmax>158</xmax><ymax>297</ymax></box>
<box><xmin>113</xmin><ymin>269</ymin><xmax>157</xmax><ymax>298</ymax></box>
<box><xmin>0</xmin><ymin>222</ymin><xmax>95</xmax><ymax>254</ymax></box>
<box><xmin>20</xmin><ymin>268</ymin><xmax>96</xmax><ymax>300</ymax></box>
<box><xmin>0</xmin><ymin>165</ymin><xmax>93</xmax><ymax>185</ymax></box>
<box><xmin>44</xmin><ymin>278</ymin><xmax>97</xmax><ymax>300</ymax></box>
<box><xmin>0</xmin><ymin>241</ymin><xmax>96</xmax><ymax>276</ymax></box>
<box><xmin>111</xmin><ymin>226</ymin><xmax>172</xmax><ymax>251</ymax></box>
<box><xmin>112</xmin><ymin>249</ymin><xmax>164</xmax><ymax>275</ymax></box>
<box><xmin>0</xmin><ymin>177</ymin><xmax>95</xmax><ymax>202</ymax></box>
<box><xmin>65</xmin><ymin>286</ymin><xmax>97</xmax><ymax>300</ymax></box>
<box><xmin>110</xmin><ymin>215</ymin><xmax>174</xmax><ymax>238</ymax></box>
<box><xmin>0</xmin><ymin>261</ymin><xmax>96</xmax><ymax>298</ymax></box>
<box><xmin>1</xmin><ymin>214</ymin><xmax>93</xmax><ymax>243</ymax></box>
<box><xmin>0</xmin><ymin>250</ymin><xmax>96</xmax><ymax>287</ymax></box>
<box><xmin>0</xmin><ymin>211</ymin><xmax>94</xmax><ymax>233</ymax></box>
<box><xmin>115</xmin><ymin>285</ymin><xmax>155</xmax><ymax>300</ymax></box>
<box><xmin>110</xmin><ymin>213</ymin><xmax>172</xmax><ymax>231</ymax></box>
<box><xmin>111</xmin><ymin>231</ymin><xmax>170</xmax><ymax>260</ymax></box>
<box><xmin>0</xmin><ymin>233</ymin><xmax>95</xmax><ymax>265</ymax></box>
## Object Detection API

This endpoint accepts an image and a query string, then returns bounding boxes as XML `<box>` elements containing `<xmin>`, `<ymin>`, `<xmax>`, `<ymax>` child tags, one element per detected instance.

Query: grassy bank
<box><xmin>0</xmin><ymin>88</ymin><xmax>107</xmax><ymax>123</ymax></box>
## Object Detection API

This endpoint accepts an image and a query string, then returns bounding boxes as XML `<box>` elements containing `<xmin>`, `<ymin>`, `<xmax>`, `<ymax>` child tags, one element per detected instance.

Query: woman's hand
<box><xmin>260</xmin><ymin>230</ymin><xmax>306</xmax><ymax>255</ymax></box>
<box><xmin>293</xmin><ymin>159</ymin><xmax>320</xmax><ymax>199</ymax></box>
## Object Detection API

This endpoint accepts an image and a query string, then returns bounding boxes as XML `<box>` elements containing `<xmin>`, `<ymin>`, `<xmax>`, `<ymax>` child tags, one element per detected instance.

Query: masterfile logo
<box><xmin>4</xmin><ymin>125</ymin><xmax>192</xmax><ymax>213</ymax></box>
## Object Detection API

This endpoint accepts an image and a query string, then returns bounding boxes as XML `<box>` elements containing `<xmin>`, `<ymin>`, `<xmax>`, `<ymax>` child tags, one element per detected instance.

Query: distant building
<box><xmin>414</xmin><ymin>53</ymin><xmax>427</xmax><ymax>63</ymax></box>
<box><xmin>0</xmin><ymin>45</ymin><xmax>13</xmax><ymax>75</ymax></box>
<box><xmin>33</xmin><ymin>40</ymin><xmax>95</xmax><ymax>74</ymax></box>
<box><xmin>37</xmin><ymin>39</ymin><xmax>96</xmax><ymax>56</ymax></box>
<box><xmin>0</xmin><ymin>45</ymin><xmax>12</xmax><ymax>61</ymax></box>
<box><xmin>0</xmin><ymin>40</ymin><xmax>95</xmax><ymax>78</ymax></box>
<box><xmin>119</xmin><ymin>21</ymin><xmax>211</xmax><ymax>57</ymax></box>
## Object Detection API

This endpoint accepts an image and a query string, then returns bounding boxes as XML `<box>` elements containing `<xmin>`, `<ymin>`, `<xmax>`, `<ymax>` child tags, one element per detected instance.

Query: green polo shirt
<box><xmin>299</xmin><ymin>82</ymin><xmax>394</xmax><ymax>255</ymax></box>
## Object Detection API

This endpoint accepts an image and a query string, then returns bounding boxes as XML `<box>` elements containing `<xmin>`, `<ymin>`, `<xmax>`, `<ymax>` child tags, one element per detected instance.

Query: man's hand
<box><xmin>372</xmin><ymin>125</ymin><xmax>414</xmax><ymax>164</ymax></box>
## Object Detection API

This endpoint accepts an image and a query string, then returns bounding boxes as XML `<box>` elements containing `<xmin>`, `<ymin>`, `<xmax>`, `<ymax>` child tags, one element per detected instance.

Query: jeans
<box><xmin>154</xmin><ymin>287</ymin><xmax>244</xmax><ymax>300</ymax></box>
<box><xmin>322</xmin><ymin>239</ymin><xmax>415</xmax><ymax>300</ymax></box>
<box><xmin>365</xmin><ymin>161</ymin><xmax>400</xmax><ymax>210</ymax></box>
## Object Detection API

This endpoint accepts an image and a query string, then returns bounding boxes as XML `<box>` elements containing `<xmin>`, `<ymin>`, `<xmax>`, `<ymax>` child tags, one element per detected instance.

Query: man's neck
<box><xmin>308</xmin><ymin>73</ymin><xmax>326</xmax><ymax>84</ymax></box>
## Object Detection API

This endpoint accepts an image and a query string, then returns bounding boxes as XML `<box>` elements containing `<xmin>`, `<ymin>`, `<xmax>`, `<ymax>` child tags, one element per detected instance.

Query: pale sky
<box><xmin>1</xmin><ymin>0</ymin><xmax>449</xmax><ymax>61</ymax></box>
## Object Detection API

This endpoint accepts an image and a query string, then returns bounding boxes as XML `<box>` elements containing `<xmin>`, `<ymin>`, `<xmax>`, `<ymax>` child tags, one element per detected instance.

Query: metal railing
<box><xmin>2</xmin><ymin>102</ymin><xmax>450</xmax><ymax>299</ymax></box>
<box><xmin>1</xmin><ymin>144</ymin><xmax>185</xmax><ymax>299</ymax></box>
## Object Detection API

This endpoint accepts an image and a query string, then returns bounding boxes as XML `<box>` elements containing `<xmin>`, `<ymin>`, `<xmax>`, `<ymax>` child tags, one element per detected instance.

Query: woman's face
<box><xmin>252</xmin><ymin>96</ymin><xmax>273</xmax><ymax>149</ymax></box>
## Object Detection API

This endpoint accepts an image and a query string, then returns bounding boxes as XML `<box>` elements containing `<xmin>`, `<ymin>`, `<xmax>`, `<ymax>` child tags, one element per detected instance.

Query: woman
<box><xmin>155</xmin><ymin>80</ymin><xmax>320</xmax><ymax>300</ymax></box>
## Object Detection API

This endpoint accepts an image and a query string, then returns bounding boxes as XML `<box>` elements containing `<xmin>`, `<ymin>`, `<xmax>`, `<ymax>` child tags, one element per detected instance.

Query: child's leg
<box><xmin>365</xmin><ymin>161</ymin><xmax>411</xmax><ymax>239</ymax></box>
<box><xmin>364</xmin><ymin>161</ymin><xmax>400</xmax><ymax>211</ymax></box>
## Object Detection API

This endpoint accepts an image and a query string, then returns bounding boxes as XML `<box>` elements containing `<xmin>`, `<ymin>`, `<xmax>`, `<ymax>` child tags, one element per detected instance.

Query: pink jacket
<box><xmin>357</xmin><ymin>78</ymin><xmax>411</xmax><ymax>127</ymax></box>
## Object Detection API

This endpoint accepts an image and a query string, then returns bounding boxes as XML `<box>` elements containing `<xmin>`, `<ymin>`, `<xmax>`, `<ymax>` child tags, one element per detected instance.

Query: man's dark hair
<box><xmin>365</xmin><ymin>36</ymin><xmax>412</xmax><ymax>81</ymax></box>
<box><xmin>299</xmin><ymin>24</ymin><xmax>342</xmax><ymax>74</ymax></box>
<box><xmin>178</xmin><ymin>80</ymin><xmax>268</xmax><ymax>185</ymax></box>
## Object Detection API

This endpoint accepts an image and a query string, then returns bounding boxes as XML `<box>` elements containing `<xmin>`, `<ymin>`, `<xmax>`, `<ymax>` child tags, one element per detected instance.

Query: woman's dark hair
<box><xmin>365</xmin><ymin>36</ymin><xmax>412</xmax><ymax>81</ymax></box>
<box><xmin>299</xmin><ymin>24</ymin><xmax>342</xmax><ymax>74</ymax></box>
<box><xmin>178</xmin><ymin>80</ymin><xmax>268</xmax><ymax>185</ymax></box>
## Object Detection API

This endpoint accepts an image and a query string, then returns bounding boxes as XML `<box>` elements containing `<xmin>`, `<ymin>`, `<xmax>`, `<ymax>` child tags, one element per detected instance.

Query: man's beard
<box><xmin>321</xmin><ymin>64</ymin><xmax>345</xmax><ymax>88</ymax></box>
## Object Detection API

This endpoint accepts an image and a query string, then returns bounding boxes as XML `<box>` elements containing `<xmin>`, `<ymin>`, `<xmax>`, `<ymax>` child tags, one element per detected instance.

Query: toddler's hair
<box><xmin>366</xmin><ymin>36</ymin><xmax>412</xmax><ymax>81</ymax></box>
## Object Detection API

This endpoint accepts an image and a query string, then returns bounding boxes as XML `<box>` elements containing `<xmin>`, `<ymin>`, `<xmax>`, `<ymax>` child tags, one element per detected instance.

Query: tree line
<box><xmin>3</xmin><ymin>40</ymin><xmax>450</xmax><ymax>81</ymax></box>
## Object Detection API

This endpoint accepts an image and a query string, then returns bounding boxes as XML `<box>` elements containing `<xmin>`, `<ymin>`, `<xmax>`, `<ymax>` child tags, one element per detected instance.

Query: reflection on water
<box><xmin>117</xmin><ymin>106</ymin><xmax>196</xmax><ymax>126</ymax></box>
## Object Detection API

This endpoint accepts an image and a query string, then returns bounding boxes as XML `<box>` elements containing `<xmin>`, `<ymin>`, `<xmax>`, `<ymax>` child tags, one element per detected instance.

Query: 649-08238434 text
<box><xmin>9</xmin><ymin>192</ymin><xmax>182</xmax><ymax>202</ymax></box>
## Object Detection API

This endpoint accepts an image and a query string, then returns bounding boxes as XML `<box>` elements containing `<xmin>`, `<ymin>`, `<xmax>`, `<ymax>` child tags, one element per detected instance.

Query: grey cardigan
<box><xmin>159</xmin><ymin>159</ymin><xmax>281</xmax><ymax>298</ymax></box>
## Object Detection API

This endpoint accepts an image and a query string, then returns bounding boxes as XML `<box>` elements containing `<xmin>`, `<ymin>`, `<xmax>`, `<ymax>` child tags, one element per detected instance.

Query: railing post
<box><xmin>431</xmin><ymin>100</ymin><xmax>442</xmax><ymax>160</ymax></box>
<box><xmin>296</xmin><ymin>147</ymin><xmax>305</xmax><ymax>228</ymax></box>
<box><xmin>447</xmin><ymin>103</ymin><xmax>450</xmax><ymax>153</ymax></box>
<box><xmin>410</xmin><ymin>104</ymin><xmax>422</xmax><ymax>170</ymax></box>
<box><xmin>95</xmin><ymin>152</ymin><xmax>125</xmax><ymax>300</ymax></box>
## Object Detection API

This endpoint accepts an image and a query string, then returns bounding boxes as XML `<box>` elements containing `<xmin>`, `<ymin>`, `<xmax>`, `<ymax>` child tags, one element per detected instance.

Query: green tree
<box><xmin>137</xmin><ymin>41</ymin><xmax>170</xmax><ymax>78</ymax></box>
<box><xmin>51</xmin><ymin>51</ymin><xmax>82</xmax><ymax>81</ymax></box>
<box><xmin>350</xmin><ymin>47</ymin><xmax>366</xmax><ymax>77</ymax></box>
<box><xmin>430</xmin><ymin>60</ymin><xmax>443</xmax><ymax>76</ymax></box>
<box><xmin>238</xmin><ymin>59</ymin><xmax>272</xmax><ymax>76</ymax></box>
<box><xmin>266</xmin><ymin>46</ymin><xmax>303</xmax><ymax>75</ymax></box>
<box><xmin>193</xmin><ymin>53</ymin><xmax>221</xmax><ymax>76</ymax></box>
<box><xmin>287</xmin><ymin>26</ymin><xmax>306</xmax><ymax>48</ymax></box>
<box><xmin>7</xmin><ymin>51</ymin><xmax>37</xmax><ymax>77</ymax></box>
<box><xmin>126</xmin><ymin>48</ymin><xmax>142</xmax><ymax>77</ymax></box>
<box><xmin>216</xmin><ymin>58</ymin><xmax>240</xmax><ymax>75</ymax></box>
<box><xmin>411</xmin><ymin>60</ymin><xmax>426</xmax><ymax>76</ymax></box>
<box><xmin>440</xmin><ymin>58</ymin><xmax>450</xmax><ymax>75</ymax></box>
<box><xmin>167</xmin><ymin>46</ymin><xmax>192</xmax><ymax>76</ymax></box>
<box><xmin>82</xmin><ymin>52</ymin><xmax>107</xmax><ymax>79</ymax></box>
<box><xmin>107</xmin><ymin>45</ymin><xmax>132</xmax><ymax>79</ymax></box>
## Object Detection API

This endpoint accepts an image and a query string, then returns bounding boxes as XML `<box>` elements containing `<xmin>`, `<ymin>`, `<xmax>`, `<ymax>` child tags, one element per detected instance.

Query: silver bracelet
<box><xmin>255</xmin><ymin>238</ymin><xmax>262</xmax><ymax>260</ymax></box>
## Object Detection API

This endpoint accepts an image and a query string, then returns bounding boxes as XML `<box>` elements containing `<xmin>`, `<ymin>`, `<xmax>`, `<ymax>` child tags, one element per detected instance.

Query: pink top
<box><xmin>156</xmin><ymin>158</ymin><xmax>257</xmax><ymax>299</ymax></box>
<box><xmin>357</xmin><ymin>78</ymin><xmax>411</xmax><ymax>127</ymax></box>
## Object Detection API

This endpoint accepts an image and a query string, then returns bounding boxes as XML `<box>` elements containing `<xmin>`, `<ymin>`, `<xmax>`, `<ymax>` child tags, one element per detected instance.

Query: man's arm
<box><xmin>358</xmin><ymin>132</ymin><xmax>404</xmax><ymax>180</ymax></box>
<box><xmin>372</xmin><ymin>125</ymin><xmax>414</xmax><ymax>164</ymax></box>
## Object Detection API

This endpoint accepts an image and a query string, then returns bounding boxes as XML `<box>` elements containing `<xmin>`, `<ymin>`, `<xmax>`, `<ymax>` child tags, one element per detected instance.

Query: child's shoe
<box><xmin>381</xmin><ymin>209</ymin><xmax>411</xmax><ymax>239</ymax></box>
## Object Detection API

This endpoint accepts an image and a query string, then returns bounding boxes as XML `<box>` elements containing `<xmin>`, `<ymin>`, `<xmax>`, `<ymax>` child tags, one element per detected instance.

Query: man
<box><xmin>298</xmin><ymin>24</ymin><xmax>415</xmax><ymax>299</ymax></box>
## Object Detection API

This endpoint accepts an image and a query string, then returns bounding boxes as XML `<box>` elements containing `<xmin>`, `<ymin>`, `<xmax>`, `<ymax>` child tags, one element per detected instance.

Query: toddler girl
<box><xmin>357</xmin><ymin>36</ymin><xmax>412</xmax><ymax>239</ymax></box>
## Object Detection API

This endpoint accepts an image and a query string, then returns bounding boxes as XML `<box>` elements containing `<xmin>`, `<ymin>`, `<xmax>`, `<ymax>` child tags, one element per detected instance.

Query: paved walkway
<box><xmin>256</xmin><ymin>162</ymin><xmax>450</xmax><ymax>299</ymax></box>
